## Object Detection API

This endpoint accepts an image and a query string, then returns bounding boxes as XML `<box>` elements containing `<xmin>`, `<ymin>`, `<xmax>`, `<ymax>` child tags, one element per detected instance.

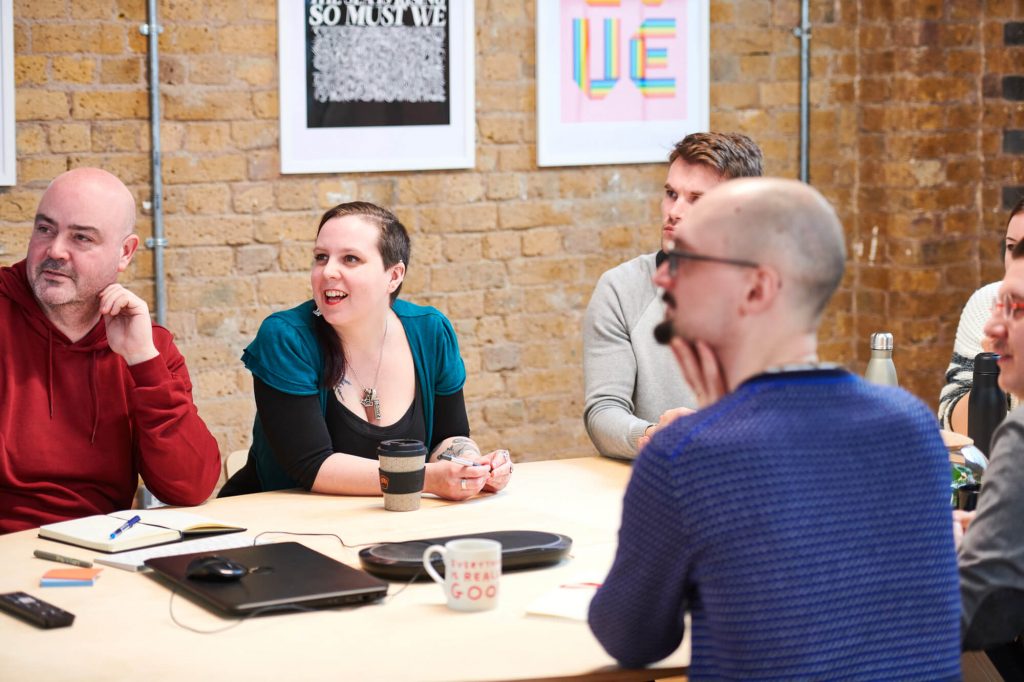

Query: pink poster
<box><xmin>559</xmin><ymin>0</ymin><xmax>690</xmax><ymax>123</ymax></box>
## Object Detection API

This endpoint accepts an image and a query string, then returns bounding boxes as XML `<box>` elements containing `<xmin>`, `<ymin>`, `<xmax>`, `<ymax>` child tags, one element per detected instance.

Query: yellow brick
<box><xmin>189</xmin><ymin>57</ymin><xmax>234</xmax><ymax>85</ymax></box>
<box><xmin>252</xmin><ymin>91</ymin><xmax>278</xmax><ymax>119</ymax></box>
<box><xmin>217</xmin><ymin>24</ymin><xmax>276</xmax><ymax>54</ymax></box>
<box><xmin>48</xmin><ymin>122</ymin><xmax>92</xmax><ymax>152</ymax></box>
<box><xmin>480</xmin><ymin>54</ymin><xmax>521</xmax><ymax>81</ymax></box>
<box><xmin>14</xmin><ymin>56</ymin><xmax>47</xmax><ymax>85</ymax></box>
<box><xmin>91</xmin><ymin>122</ymin><xmax>145</xmax><ymax>152</ymax></box>
<box><xmin>485</xmin><ymin>174</ymin><xmax>523</xmax><ymax>201</ymax></box>
<box><xmin>254</xmin><ymin>213</ymin><xmax>315</xmax><ymax>243</ymax></box>
<box><xmin>479</xmin><ymin>115</ymin><xmax>524</xmax><ymax>144</ymax></box>
<box><xmin>236</xmin><ymin>58</ymin><xmax>276</xmax><ymax>87</ymax></box>
<box><xmin>163</xmin><ymin>154</ymin><xmax>248</xmax><ymax>183</ymax></box>
<box><xmin>498</xmin><ymin>145</ymin><xmax>533</xmax><ymax>171</ymax></box>
<box><xmin>52</xmin><ymin>56</ymin><xmax>96</xmax><ymax>84</ymax></box>
<box><xmin>72</xmin><ymin>0</ymin><xmax>116</xmax><ymax>19</ymax></box>
<box><xmin>18</xmin><ymin>157</ymin><xmax>69</xmax><ymax>184</ymax></box>
<box><xmin>257</xmin><ymin>273</ymin><xmax>310</xmax><ymax>305</ymax></box>
<box><xmin>17</xmin><ymin>125</ymin><xmax>47</xmax><ymax>154</ymax></box>
<box><xmin>166</xmin><ymin>214</ymin><xmax>253</xmax><ymax>246</ymax></box>
<box><xmin>443</xmin><ymin>234</ymin><xmax>483</xmax><ymax>262</ymax></box>
<box><xmin>14</xmin><ymin>0</ymin><xmax>65</xmax><ymax>18</ymax></box>
<box><xmin>66</xmin><ymin>154</ymin><xmax>150</xmax><ymax>184</ymax></box>
<box><xmin>233</xmin><ymin>183</ymin><xmax>275</xmax><ymax>213</ymax></box>
<box><xmin>277</xmin><ymin>243</ymin><xmax>311</xmax><ymax>272</ymax></box>
<box><xmin>163</xmin><ymin>25</ymin><xmax>218</xmax><ymax>54</ymax></box>
<box><xmin>72</xmin><ymin>91</ymin><xmax>148</xmax><ymax>119</ymax></box>
<box><xmin>429</xmin><ymin>262</ymin><xmax>507</xmax><ymax>292</ymax></box>
<box><xmin>231</xmin><ymin>121</ymin><xmax>278</xmax><ymax>151</ymax></box>
<box><xmin>398</xmin><ymin>174</ymin><xmax>485</xmax><ymax>205</ymax></box>
<box><xmin>521</xmin><ymin>228</ymin><xmax>563</xmax><ymax>257</ymax></box>
<box><xmin>16</xmin><ymin>90</ymin><xmax>70</xmax><ymax>121</ymax></box>
<box><xmin>182</xmin><ymin>184</ymin><xmax>232</xmax><ymax>214</ymax></box>
<box><xmin>0</xmin><ymin>191</ymin><xmax>41</xmax><ymax>221</ymax></box>
<box><xmin>185</xmin><ymin>123</ymin><xmax>232</xmax><ymax>152</ymax></box>
<box><xmin>498</xmin><ymin>201</ymin><xmax>571</xmax><ymax>229</ymax></box>
<box><xmin>100</xmin><ymin>57</ymin><xmax>142</xmax><ymax>84</ymax></box>
<box><xmin>163</xmin><ymin>90</ymin><xmax>254</xmax><ymax>121</ymax></box>
<box><xmin>483</xmin><ymin>232</ymin><xmax>521</xmax><ymax>260</ymax></box>
<box><xmin>166</xmin><ymin>246</ymin><xmax>236</xmax><ymax>277</ymax></box>
<box><xmin>418</xmin><ymin>203</ymin><xmax>498</xmax><ymax>234</ymax></box>
<box><xmin>316</xmin><ymin>179</ymin><xmax>359</xmax><ymax>208</ymax></box>
<box><xmin>32</xmin><ymin>25</ymin><xmax>102</xmax><ymax>52</ymax></box>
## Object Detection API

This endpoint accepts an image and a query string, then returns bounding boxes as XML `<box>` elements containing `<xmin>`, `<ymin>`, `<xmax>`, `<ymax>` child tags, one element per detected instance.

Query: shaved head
<box><xmin>43</xmin><ymin>167</ymin><xmax>137</xmax><ymax>238</ymax></box>
<box><xmin>689</xmin><ymin>178</ymin><xmax>846</xmax><ymax>327</ymax></box>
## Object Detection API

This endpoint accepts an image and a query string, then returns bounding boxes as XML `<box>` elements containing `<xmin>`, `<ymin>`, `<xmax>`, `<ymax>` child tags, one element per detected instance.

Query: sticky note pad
<box><xmin>41</xmin><ymin>567</ymin><xmax>102</xmax><ymax>587</ymax></box>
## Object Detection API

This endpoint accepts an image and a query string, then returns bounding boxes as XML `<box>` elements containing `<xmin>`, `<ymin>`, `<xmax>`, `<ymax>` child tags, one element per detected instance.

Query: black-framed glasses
<box><xmin>992</xmin><ymin>294</ymin><xmax>1024</xmax><ymax>323</ymax></box>
<box><xmin>665</xmin><ymin>249</ymin><xmax>760</xmax><ymax>276</ymax></box>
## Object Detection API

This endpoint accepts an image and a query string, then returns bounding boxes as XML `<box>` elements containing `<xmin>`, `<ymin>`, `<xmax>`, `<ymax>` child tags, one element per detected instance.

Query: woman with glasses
<box><xmin>939</xmin><ymin>198</ymin><xmax>1024</xmax><ymax>432</ymax></box>
<box><xmin>220</xmin><ymin>202</ymin><xmax>512</xmax><ymax>499</ymax></box>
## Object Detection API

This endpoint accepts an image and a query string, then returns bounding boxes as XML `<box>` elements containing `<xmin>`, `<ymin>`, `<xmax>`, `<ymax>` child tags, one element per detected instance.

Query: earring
<box><xmin>312</xmin><ymin>307</ymin><xmax>322</xmax><ymax>318</ymax></box>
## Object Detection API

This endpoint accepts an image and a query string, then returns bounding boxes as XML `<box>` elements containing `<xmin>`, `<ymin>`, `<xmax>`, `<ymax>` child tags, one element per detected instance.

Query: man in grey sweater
<box><xmin>582</xmin><ymin>132</ymin><xmax>763</xmax><ymax>458</ymax></box>
<box><xmin>958</xmin><ymin>239</ymin><xmax>1024</xmax><ymax>654</ymax></box>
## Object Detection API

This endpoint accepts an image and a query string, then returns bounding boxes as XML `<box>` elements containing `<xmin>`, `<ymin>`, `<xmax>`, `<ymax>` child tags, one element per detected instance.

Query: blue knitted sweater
<box><xmin>588</xmin><ymin>369</ymin><xmax>961</xmax><ymax>680</ymax></box>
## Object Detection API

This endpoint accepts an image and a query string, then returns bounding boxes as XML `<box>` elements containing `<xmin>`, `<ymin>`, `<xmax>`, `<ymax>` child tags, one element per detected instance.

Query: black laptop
<box><xmin>145</xmin><ymin>542</ymin><xmax>388</xmax><ymax>616</ymax></box>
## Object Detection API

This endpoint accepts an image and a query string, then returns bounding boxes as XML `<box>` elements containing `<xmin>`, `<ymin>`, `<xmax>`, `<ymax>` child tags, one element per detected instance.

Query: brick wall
<box><xmin>2</xmin><ymin>0</ymin><xmax>1020</xmax><ymax>464</ymax></box>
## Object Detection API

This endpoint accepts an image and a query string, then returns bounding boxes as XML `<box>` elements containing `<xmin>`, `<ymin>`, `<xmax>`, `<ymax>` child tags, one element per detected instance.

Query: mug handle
<box><xmin>422</xmin><ymin>544</ymin><xmax>447</xmax><ymax>584</ymax></box>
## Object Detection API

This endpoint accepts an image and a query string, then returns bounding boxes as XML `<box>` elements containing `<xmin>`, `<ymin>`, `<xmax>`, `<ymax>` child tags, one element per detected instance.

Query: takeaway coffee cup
<box><xmin>377</xmin><ymin>439</ymin><xmax>428</xmax><ymax>511</ymax></box>
<box><xmin>422</xmin><ymin>538</ymin><xmax>501</xmax><ymax>612</ymax></box>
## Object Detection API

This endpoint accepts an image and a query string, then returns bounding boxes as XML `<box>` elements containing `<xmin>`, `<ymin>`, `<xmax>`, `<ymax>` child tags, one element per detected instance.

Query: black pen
<box><xmin>33</xmin><ymin>549</ymin><xmax>93</xmax><ymax>568</ymax></box>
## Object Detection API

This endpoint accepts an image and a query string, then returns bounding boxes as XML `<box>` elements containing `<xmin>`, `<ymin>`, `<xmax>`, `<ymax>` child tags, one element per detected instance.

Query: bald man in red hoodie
<box><xmin>0</xmin><ymin>168</ymin><xmax>220</xmax><ymax>533</ymax></box>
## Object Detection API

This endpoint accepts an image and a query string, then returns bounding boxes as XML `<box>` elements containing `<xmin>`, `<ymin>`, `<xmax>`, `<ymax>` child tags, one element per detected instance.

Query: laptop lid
<box><xmin>145</xmin><ymin>542</ymin><xmax>388</xmax><ymax>616</ymax></box>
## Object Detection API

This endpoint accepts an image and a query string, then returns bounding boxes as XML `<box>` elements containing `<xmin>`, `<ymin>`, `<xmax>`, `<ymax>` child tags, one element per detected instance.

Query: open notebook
<box><xmin>38</xmin><ymin>509</ymin><xmax>246</xmax><ymax>553</ymax></box>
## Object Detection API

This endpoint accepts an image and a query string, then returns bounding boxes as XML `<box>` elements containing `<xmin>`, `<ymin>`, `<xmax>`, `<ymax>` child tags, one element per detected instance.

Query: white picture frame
<box><xmin>278</xmin><ymin>0</ymin><xmax>475</xmax><ymax>174</ymax></box>
<box><xmin>0</xmin><ymin>0</ymin><xmax>15</xmax><ymax>186</ymax></box>
<box><xmin>537</xmin><ymin>0</ymin><xmax>709</xmax><ymax>168</ymax></box>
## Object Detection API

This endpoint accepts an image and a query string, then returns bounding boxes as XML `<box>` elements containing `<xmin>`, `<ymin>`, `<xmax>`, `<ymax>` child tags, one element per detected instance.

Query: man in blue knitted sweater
<box><xmin>588</xmin><ymin>178</ymin><xmax>961</xmax><ymax>679</ymax></box>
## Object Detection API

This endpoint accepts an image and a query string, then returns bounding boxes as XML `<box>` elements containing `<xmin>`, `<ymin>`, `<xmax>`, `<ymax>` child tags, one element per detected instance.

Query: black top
<box><xmin>221</xmin><ymin>379</ymin><xmax>469</xmax><ymax>496</ymax></box>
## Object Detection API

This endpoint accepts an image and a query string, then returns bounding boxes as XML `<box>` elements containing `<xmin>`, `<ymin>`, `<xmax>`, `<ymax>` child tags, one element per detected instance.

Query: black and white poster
<box><xmin>279</xmin><ymin>0</ymin><xmax>474</xmax><ymax>173</ymax></box>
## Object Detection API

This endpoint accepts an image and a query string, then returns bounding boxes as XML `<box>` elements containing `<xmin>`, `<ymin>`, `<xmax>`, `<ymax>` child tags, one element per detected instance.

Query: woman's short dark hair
<box><xmin>1002</xmin><ymin>197</ymin><xmax>1024</xmax><ymax>261</ymax></box>
<box><xmin>314</xmin><ymin>202</ymin><xmax>411</xmax><ymax>388</ymax></box>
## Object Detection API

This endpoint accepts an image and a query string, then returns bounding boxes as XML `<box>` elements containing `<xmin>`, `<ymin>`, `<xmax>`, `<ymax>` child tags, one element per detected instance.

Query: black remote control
<box><xmin>0</xmin><ymin>591</ymin><xmax>75</xmax><ymax>629</ymax></box>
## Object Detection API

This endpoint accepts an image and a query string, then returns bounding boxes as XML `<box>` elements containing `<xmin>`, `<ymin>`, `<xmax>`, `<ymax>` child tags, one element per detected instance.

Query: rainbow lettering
<box><xmin>573</xmin><ymin>18</ymin><xmax>620</xmax><ymax>99</ymax></box>
<box><xmin>630</xmin><ymin>18</ymin><xmax>676</xmax><ymax>97</ymax></box>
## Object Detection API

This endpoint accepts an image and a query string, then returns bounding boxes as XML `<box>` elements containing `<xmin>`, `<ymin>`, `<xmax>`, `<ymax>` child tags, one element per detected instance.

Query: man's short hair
<box><xmin>668</xmin><ymin>132</ymin><xmax>764</xmax><ymax>179</ymax></box>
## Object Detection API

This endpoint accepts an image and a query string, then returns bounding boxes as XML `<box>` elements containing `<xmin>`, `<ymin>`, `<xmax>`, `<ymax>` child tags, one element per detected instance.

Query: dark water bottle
<box><xmin>967</xmin><ymin>352</ymin><xmax>1007</xmax><ymax>456</ymax></box>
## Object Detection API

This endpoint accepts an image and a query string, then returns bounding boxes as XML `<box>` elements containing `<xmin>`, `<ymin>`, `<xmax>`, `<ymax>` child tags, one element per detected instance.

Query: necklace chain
<box><xmin>335</xmin><ymin>317</ymin><xmax>388</xmax><ymax>422</ymax></box>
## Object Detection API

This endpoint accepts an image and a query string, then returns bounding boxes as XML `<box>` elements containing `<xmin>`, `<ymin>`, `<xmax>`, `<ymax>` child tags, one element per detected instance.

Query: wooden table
<box><xmin>0</xmin><ymin>457</ymin><xmax>690</xmax><ymax>681</ymax></box>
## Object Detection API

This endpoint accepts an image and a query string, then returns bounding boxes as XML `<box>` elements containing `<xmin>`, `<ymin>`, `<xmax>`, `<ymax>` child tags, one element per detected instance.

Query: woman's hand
<box><xmin>424</xmin><ymin>459</ymin><xmax>489</xmax><ymax>500</ymax></box>
<box><xmin>479</xmin><ymin>449</ymin><xmax>513</xmax><ymax>493</ymax></box>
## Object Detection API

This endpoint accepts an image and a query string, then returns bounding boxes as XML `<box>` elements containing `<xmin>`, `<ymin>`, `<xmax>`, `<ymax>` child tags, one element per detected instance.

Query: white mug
<box><xmin>422</xmin><ymin>538</ymin><xmax>501</xmax><ymax>612</ymax></box>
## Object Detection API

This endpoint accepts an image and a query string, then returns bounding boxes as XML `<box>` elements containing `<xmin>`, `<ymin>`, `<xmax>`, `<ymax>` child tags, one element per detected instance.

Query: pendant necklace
<box><xmin>336</xmin><ymin>317</ymin><xmax>388</xmax><ymax>423</ymax></box>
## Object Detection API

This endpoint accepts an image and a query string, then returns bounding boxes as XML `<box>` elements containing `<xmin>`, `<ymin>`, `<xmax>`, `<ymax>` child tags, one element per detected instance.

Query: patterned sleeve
<box><xmin>938</xmin><ymin>283</ymin><xmax>999</xmax><ymax>429</ymax></box>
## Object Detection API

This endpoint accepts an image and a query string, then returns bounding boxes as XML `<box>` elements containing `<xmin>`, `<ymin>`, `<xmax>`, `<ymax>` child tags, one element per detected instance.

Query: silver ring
<box><xmin>460</xmin><ymin>479</ymin><xmax>467</xmax><ymax>490</ymax></box>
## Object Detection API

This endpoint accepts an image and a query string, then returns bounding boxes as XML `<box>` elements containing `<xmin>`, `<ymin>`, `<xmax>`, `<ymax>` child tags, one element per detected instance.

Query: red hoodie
<box><xmin>0</xmin><ymin>260</ymin><xmax>220</xmax><ymax>533</ymax></box>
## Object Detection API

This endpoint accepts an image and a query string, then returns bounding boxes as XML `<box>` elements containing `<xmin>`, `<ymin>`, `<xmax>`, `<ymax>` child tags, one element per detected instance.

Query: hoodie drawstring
<box><xmin>89</xmin><ymin>350</ymin><xmax>99</xmax><ymax>444</ymax></box>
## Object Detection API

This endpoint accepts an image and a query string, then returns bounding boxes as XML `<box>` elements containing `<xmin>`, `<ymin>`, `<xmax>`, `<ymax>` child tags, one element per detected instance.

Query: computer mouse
<box><xmin>185</xmin><ymin>555</ymin><xmax>249</xmax><ymax>582</ymax></box>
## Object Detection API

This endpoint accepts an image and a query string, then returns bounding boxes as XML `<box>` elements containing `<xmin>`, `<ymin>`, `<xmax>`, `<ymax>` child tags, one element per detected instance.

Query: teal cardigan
<box><xmin>242</xmin><ymin>299</ymin><xmax>466</xmax><ymax>491</ymax></box>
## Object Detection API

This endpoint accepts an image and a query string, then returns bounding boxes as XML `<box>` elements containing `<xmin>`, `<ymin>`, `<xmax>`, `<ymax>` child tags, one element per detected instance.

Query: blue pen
<box><xmin>109</xmin><ymin>515</ymin><xmax>141</xmax><ymax>540</ymax></box>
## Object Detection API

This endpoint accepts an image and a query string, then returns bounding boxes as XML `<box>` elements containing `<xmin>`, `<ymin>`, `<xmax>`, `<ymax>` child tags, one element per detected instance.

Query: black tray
<box><xmin>358</xmin><ymin>530</ymin><xmax>572</xmax><ymax>581</ymax></box>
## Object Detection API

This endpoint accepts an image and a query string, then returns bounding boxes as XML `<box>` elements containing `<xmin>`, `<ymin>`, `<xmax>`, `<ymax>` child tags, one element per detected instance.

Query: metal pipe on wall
<box><xmin>142</xmin><ymin>0</ymin><xmax>167</xmax><ymax>326</ymax></box>
<box><xmin>795</xmin><ymin>0</ymin><xmax>811</xmax><ymax>183</ymax></box>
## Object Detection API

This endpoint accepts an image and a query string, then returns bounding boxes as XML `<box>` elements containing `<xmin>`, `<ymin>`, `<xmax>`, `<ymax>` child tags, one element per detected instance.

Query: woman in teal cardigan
<box><xmin>221</xmin><ymin>202</ymin><xmax>512</xmax><ymax>499</ymax></box>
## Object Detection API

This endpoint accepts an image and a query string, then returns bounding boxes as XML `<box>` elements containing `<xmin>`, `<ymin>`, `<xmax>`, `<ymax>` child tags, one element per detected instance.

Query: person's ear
<box><xmin>741</xmin><ymin>266</ymin><xmax>780</xmax><ymax>315</ymax></box>
<box><xmin>387</xmin><ymin>261</ymin><xmax>406</xmax><ymax>293</ymax></box>
<box><xmin>118</xmin><ymin>234</ymin><xmax>140</xmax><ymax>272</ymax></box>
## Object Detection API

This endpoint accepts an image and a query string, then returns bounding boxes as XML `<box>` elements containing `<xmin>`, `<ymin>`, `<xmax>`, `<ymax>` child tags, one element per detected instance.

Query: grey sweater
<box><xmin>582</xmin><ymin>253</ymin><xmax>696</xmax><ymax>459</ymax></box>
<box><xmin>959</xmin><ymin>405</ymin><xmax>1024</xmax><ymax>649</ymax></box>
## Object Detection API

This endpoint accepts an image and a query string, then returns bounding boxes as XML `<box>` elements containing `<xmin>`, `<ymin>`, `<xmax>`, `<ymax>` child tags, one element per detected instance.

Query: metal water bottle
<box><xmin>967</xmin><ymin>352</ymin><xmax>1007</xmax><ymax>456</ymax></box>
<box><xmin>864</xmin><ymin>332</ymin><xmax>898</xmax><ymax>386</ymax></box>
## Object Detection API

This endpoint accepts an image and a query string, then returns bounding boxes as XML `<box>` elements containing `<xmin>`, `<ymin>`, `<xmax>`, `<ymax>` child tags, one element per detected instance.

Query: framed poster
<box><xmin>537</xmin><ymin>0</ymin><xmax>709</xmax><ymax>167</ymax></box>
<box><xmin>279</xmin><ymin>1</ymin><xmax>474</xmax><ymax>174</ymax></box>
<box><xmin>0</xmin><ymin>0</ymin><xmax>14</xmax><ymax>186</ymax></box>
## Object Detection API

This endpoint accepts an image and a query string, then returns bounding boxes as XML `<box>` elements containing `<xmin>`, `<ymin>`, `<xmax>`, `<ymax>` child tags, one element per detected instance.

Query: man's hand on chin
<box><xmin>670</xmin><ymin>338</ymin><xmax>727</xmax><ymax>409</ymax></box>
<box><xmin>99</xmin><ymin>283</ymin><xmax>159</xmax><ymax>366</ymax></box>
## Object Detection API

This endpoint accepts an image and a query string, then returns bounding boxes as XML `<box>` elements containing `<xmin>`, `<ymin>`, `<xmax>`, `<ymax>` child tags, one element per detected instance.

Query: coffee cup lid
<box><xmin>377</xmin><ymin>439</ymin><xmax>428</xmax><ymax>457</ymax></box>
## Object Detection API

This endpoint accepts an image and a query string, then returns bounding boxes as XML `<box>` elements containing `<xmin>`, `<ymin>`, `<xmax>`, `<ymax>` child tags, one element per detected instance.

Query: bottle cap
<box><xmin>974</xmin><ymin>352</ymin><xmax>1001</xmax><ymax>375</ymax></box>
<box><xmin>870</xmin><ymin>332</ymin><xmax>894</xmax><ymax>351</ymax></box>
